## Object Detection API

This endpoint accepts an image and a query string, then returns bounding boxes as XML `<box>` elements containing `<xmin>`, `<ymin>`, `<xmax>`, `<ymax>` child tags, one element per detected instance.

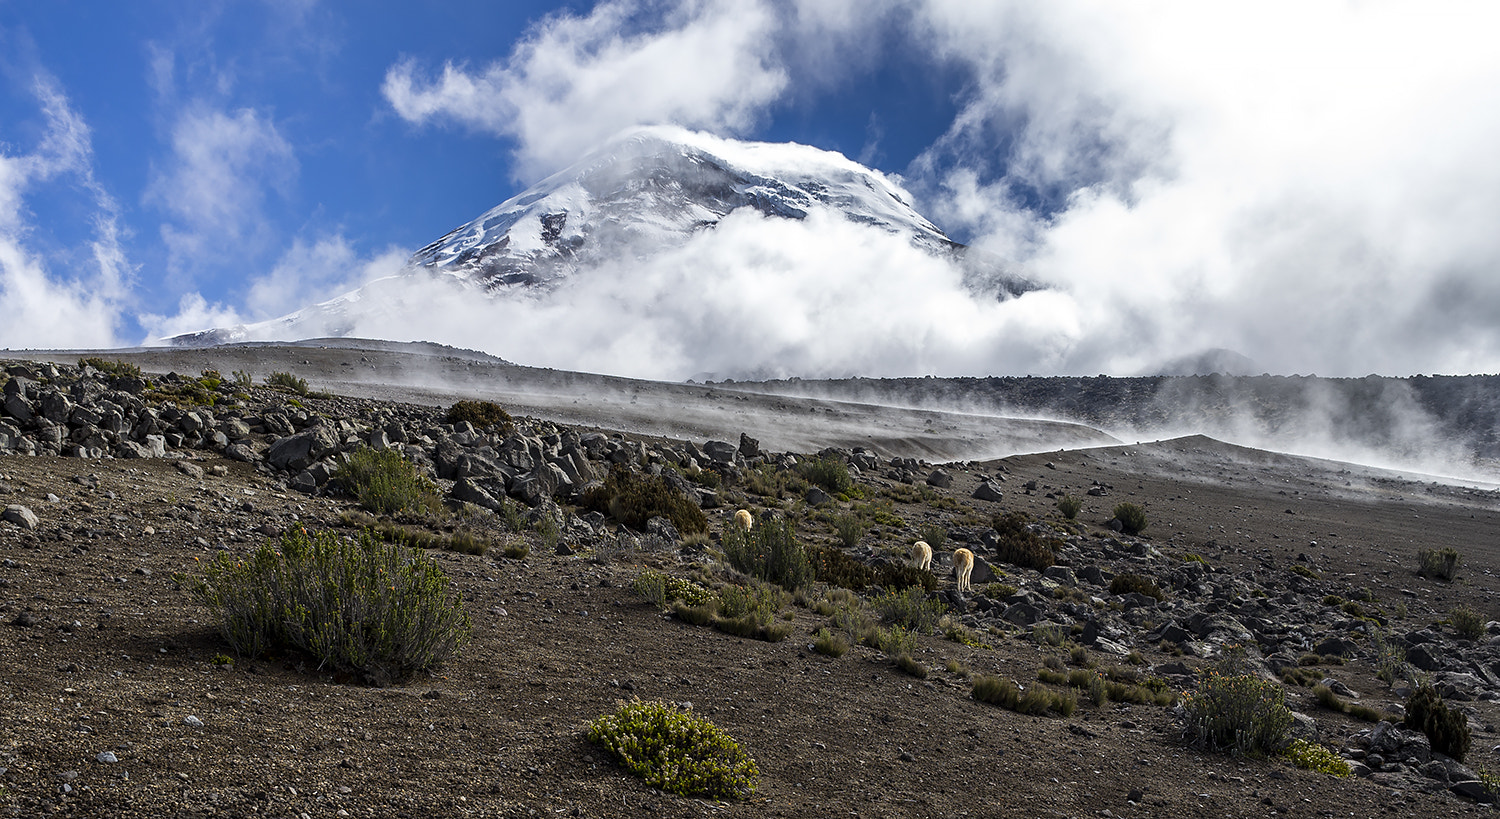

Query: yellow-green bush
<box><xmin>587</xmin><ymin>700</ymin><xmax>758</xmax><ymax>800</ymax></box>
<box><xmin>1283</xmin><ymin>739</ymin><xmax>1352</xmax><ymax>777</ymax></box>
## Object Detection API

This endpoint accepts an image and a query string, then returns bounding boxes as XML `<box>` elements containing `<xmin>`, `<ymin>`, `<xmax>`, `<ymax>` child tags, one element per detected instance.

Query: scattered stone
<box><xmin>2</xmin><ymin>504</ymin><xmax>39</xmax><ymax>530</ymax></box>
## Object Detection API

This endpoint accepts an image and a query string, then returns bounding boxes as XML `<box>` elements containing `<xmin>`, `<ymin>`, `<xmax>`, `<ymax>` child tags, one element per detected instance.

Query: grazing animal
<box><xmin>734</xmin><ymin>509</ymin><xmax>754</xmax><ymax>531</ymax></box>
<box><xmin>910</xmin><ymin>541</ymin><xmax>933</xmax><ymax>571</ymax></box>
<box><xmin>953</xmin><ymin>548</ymin><xmax>975</xmax><ymax>594</ymax></box>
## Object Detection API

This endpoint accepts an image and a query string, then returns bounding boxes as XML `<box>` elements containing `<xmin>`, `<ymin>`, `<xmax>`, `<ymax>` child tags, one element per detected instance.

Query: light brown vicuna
<box><xmin>953</xmin><ymin>548</ymin><xmax>974</xmax><ymax>593</ymax></box>
<box><xmin>909</xmin><ymin>541</ymin><xmax>932</xmax><ymax>571</ymax></box>
<box><xmin>734</xmin><ymin>509</ymin><xmax>754</xmax><ymax>531</ymax></box>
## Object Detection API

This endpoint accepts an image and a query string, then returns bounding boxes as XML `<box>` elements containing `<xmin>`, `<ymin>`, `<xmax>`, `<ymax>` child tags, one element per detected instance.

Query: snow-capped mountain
<box><xmin>170</xmin><ymin>126</ymin><xmax>1032</xmax><ymax>348</ymax></box>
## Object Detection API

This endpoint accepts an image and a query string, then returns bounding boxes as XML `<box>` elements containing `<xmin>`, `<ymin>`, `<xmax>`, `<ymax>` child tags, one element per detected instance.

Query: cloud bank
<box><xmin>376</xmin><ymin>0</ymin><xmax>1500</xmax><ymax>379</ymax></box>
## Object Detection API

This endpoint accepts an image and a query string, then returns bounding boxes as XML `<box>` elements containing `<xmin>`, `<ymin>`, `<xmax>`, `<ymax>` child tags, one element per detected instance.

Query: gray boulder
<box><xmin>925</xmin><ymin>469</ymin><xmax>953</xmax><ymax>488</ymax></box>
<box><xmin>266</xmin><ymin>426</ymin><xmax>340</xmax><ymax>472</ymax></box>
<box><xmin>2</xmin><ymin>505</ymin><xmax>39</xmax><ymax>530</ymax></box>
<box><xmin>972</xmin><ymin>481</ymin><xmax>1004</xmax><ymax>502</ymax></box>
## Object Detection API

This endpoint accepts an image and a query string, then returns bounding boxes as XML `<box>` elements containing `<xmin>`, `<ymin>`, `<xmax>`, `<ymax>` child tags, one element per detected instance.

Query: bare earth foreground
<box><xmin>2</xmin><ymin>341</ymin><xmax>1500</xmax><ymax>818</ymax></box>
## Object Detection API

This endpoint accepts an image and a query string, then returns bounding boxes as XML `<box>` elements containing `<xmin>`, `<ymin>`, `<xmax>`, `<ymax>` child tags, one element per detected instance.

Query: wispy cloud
<box><xmin>145</xmin><ymin>106</ymin><xmax>297</xmax><ymax>284</ymax></box>
<box><xmin>382</xmin><ymin>0</ymin><xmax>787</xmax><ymax>181</ymax></box>
<box><xmin>0</xmin><ymin>75</ymin><xmax>129</xmax><ymax>348</ymax></box>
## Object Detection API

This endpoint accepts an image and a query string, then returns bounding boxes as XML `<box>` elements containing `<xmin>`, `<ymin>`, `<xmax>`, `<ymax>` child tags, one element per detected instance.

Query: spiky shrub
<box><xmin>712</xmin><ymin>581</ymin><xmax>792</xmax><ymax>642</ymax></box>
<box><xmin>1449</xmin><ymin>604</ymin><xmax>1485</xmax><ymax>641</ymax></box>
<box><xmin>722</xmin><ymin>516</ymin><xmax>813</xmax><ymax>591</ymax></box>
<box><xmin>797</xmin><ymin>456</ymin><xmax>854</xmax><ymax>496</ymax></box>
<box><xmin>265</xmin><ymin>371</ymin><xmax>310</xmax><ymax>396</ymax></box>
<box><xmin>78</xmin><ymin>357</ymin><xmax>142</xmax><ymax>379</ymax></box>
<box><xmin>990</xmin><ymin>512</ymin><xmax>1058</xmax><ymax>570</ymax></box>
<box><xmin>586</xmin><ymin>700</ymin><xmax>758</xmax><ymax>800</ymax></box>
<box><xmin>869</xmin><ymin>586</ymin><xmax>946</xmax><ymax>633</ymax></box>
<box><xmin>894</xmin><ymin>654</ymin><xmax>927</xmax><ymax>678</ymax></box>
<box><xmin>874</xmin><ymin>625</ymin><xmax>920</xmax><ymax>658</ymax></box>
<box><xmin>1417</xmin><ymin>547</ymin><xmax>1460</xmax><ymax>581</ymax></box>
<box><xmin>582</xmin><ymin>465</ymin><xmax>708</xmax><ymax>535</ymax></box>
<box><xmin>830</xmin><ymin>512</ymin><xmax>869</xmax><ymax>549</ymax></box>
<box><xmin>812</xmin><ymin>627</ymin><xmax>849</xmax><ymax>658</ymax></box>
<box><xmin>972</xmin><ymin>675</ymin><xmax>1021</xmax><ymax>709</ymax></box>
<box><xmin>1112</xmin><ymin>502</ymin><xmax>1148</xmax><ymax>536</ymax></box>
<box><xmin>1182</xmin><ymin>672</ymin><xmax>1293</xmax><ymax>757</ymax></box>
<box><xmin>1405</xmin><ymin>683</ymin><xmax>1471</xmax><ymax>762</ymax></box>
<box><xmin>917</xmin><ymin>523</ymin><xmax>949</xmax><ymax>551</ymax></box>
<box><xmin>334</xmin><ymin>448</ymin><xmax>443</xmax><ymax>516</ymax></box>
<box><xmin>187</xmin><ymin>527</ymin><xmax>470</xmax><ymax>686</ymax></box>
<box><xmin>1056</xmin><ymin>494</ymin><xmax>1083</xmax><ymax>520</ymax></box>
<box><xmin>1283</xmin><ymin>739</ymin><xmax>1352</xmax><ymax>777</ymax></box>
<box><xmin>1109</xmin><ymin>572</ymin><xmax>1165</xmax><ymax>601</ymax></box>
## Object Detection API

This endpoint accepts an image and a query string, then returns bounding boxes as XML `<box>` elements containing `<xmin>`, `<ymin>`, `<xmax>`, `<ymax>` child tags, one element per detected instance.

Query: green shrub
<box><xmin>1280</xmin><ymin>667</ymin><xmax>1322</xmax><ymax>687</ymax></box>
<box><xmin>232</xmin><ymin>369</ymin><xmax>254</xmax><ymax>389</ymax></box>
<box><xmin>990</xmin><ymin>512</ymin><xmax>1057</xmax><ymax>570</ymax></box>
<box><xmin>265</xmin><ymin>371</ymin><xmax>310</xmax><ymax>396</ymax></box>
<box><xmin>1109</xmin><ymin>572</ymin><xmax>1165</xmax><ymax>601</ymax></box>
<box><xmin>1183</xmin><ymin>672</ymin><xmax>1293</xmax><ymax>757</ymax></box>
<box><xmin>1112</xmin><ymin>502</ymin><xmax>1148</xmax><ymax>536</ymax></box>
<box><xmin>830</xmin><ymin>512</ymin><xmax>869</xmax><ymax>549</ymax></box>
<box><xmin>78</xmin><ymin>357</ymin><xmax>142</xmax><ymax>379</ymax></box>
<box><xmin>982</xmin><ymin>582</ymin><xmax>1017</xmax><ymax>599</ymax></box>
<box><xmin>334</xmin><ymin>448</ymin><xmax>443</xmax><ymax>516</ymax></box>
<box><xmin>186</xmin><ymin>527</ymin><xmax>470</xmax><ymax>685</ymax></box>
<box><xmin>812</xmin><ymin>628</ymin><xmax>848</xmax><ymax>658</ymax></box>
<box><xmin>722</xmin><ymin>517</ymin><xmax>814</xmax><ymax>592</ymax></box>
<box><xmin>1418</xmin><ymin>547</ymin><xmax>1460</xmax><ymax>581</ymax></box>
<box><xmin>869</xmin><ymin>586</ymin><xmax>946</xmax><ymax>633</ymax></box>
<box><xmin>1056</xmin><ymin>494</ymin><xmax>1083</xmax><ymax>520</ymax></box>
<box><xmin>1405</xmin><ymin>683</ymin><xmax>1471</xmax><ymax>762</ymax></box>
<box><xmin>1450</xmin><ymin>604</ymin><xmax>1486</xmax><ymax>641</ymax></box>
<box><xmin>744</xmin><ymin>464</ymin><xmax>807</xmax><ymax>499</ymax></box>
<box><xmin>874</xmin><ymin>625</ymin><xmax>920</xmax><ymax>658</ymax></box>
<box><xmin>797</xmin><ymin>456</ymin><xmax>854</xmax><ymax>496</ymax></box>
<box><xmin>917</xmin><ymin>523</ymin><xmax>950</xmax><ymax>551</ymax></box>
<box><xmin>1283</xmin><ymin>739</ymin><xmax>1352</xmax><ymax>777</ymax></box>
<box><xmin>586</xmin><ymin>700</ymin><xmax>758</xmax><ymax>800</ymax></box>
<box><xmin>582</xmin><ymin>465</ymin><xmax>708</xmax><ymax>535</ymax></box>
<box><xmin>445</xmin><ymin>400</ymin><xmax>515</xmax><ymax>435</ymax></box>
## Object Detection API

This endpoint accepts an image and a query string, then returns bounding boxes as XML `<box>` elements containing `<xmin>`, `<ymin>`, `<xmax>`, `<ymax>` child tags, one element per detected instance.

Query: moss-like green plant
<box><xmin>1112</xmin><ymin>502</ymin><xmax>1148</xmax><ymax>535</ymax></box>
<box><xmin>586</xmin><ymin>700</ymin><xmax>758</xmax><ymax>800</ymax></box>
<box><xmin>1182</xmin><ymin>671</ymin><xmax>1293</xmax><ymax>757</ymax></box>
<box><xmin>334</xmin><ymin>447</ymin><xmax>443</xmax><ymax>516</ymax></box>
<box><xmin>445</xmin><ymin>400</ymin><xmax>515</xmax><ymax>435</ymax></box>
<box><xmin>1417</xmin><ymin>547</ymin><xmax>1460</xmax><ymax>581</ymax></box>
<box><xmin>186</xmin><ymin>527</ymin><xmax>470</xmax><ymax>685</ymax></box>
<box><xmin>1283</xmin><ymin>739</ymin><xmax>1352</xmax><ymax>777</ymax></box>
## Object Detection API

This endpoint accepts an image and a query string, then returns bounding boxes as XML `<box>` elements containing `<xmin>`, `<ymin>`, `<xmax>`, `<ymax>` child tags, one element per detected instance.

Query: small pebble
<box><xmin>96</xmin><ymin>751</ymin><xmax>118</xmax><ymax>764</ymax></box>
<box><xmin>184</xmin><ymin>715</ymin><xmax>204</xmax><ymax>727</ymax></box>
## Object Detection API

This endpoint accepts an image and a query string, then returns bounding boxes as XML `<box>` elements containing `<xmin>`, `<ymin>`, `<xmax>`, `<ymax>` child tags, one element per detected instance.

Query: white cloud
<box><xmin>246</xmin><ymin>235</ymin><xmax>408</xmax><ymax>319</ymax></box>
<box><xmin>909</xmin><ymin>1</ymin><xmax>1500</xmax><ymax>376</ymax></box>
<box><xmin>0</xmin><ymin>76</ymin><xmax>129</xmax><ymax>349</ymax></box>
<box><xmin>383</xmin><ymin>0</ymin><xmax>787</xmax><ymax>180</ymax></box>
<box><xmin>146</xmin><ymin>106</ymin><xmax>297</xmax><ymax>282</ymax></box>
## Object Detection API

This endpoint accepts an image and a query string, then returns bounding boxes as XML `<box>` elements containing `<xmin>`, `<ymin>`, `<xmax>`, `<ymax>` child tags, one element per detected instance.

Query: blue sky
<box><xmin>4</xmin><ymin>2</ymin><xmax>1500</xmax><ymax>379</ymax></box>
